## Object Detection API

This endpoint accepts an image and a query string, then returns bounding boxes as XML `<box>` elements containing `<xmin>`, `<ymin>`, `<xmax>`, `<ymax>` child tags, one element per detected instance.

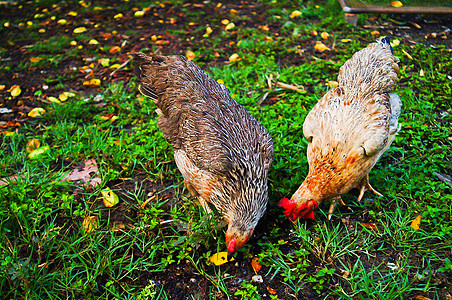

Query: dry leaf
<box><xmin>10</xmin><ymin>85</ymin><xmax>21</xmax><ymax>97</ymax></box>
<box><xmin>73</xmin><ymin>27</ymin><xmax>87</xmax><ymax>34</ymax></box>
<box><xmin>402</xmin><ymin>49</ymin><xmax>413</xmax><ymax>60</ymax></box>
<box><xmin>419</xmin><ymin>69</ymin><xmax>424</xmax><ymax>77</ymax></box>
<box><xmin>206</xmin><ymin>26</ymin><xmax>212</xmax><ymax>35</ymax></box>
<box><xmin>109</xmin><ymin>46</ymin><xmax>121</xmax><ymax>54</ymax></box>
<box><xmin>321</xmin><ymin>31</ymin><xmax>329</xmax><ymax>40</ymax></box>
<box><xmin>360</xmin><ymin>222</ymin><xmax>377</xmax><ymax>230</ymax></box>
<box><xmin>410</xmin><ymin>215</ymin><xmax>421</xmax><ymax>230</ymax></box>
<box><xmin>209</xmin><ymin>252</ymin><xmax>234</xmax><ymax>266</ymax></box>
<box><xmin>28</xmin><ymin>107</ymin><xmax>46</xmax><ymax>117</ymax></box>
<box><xmin>101</xmin><ymin>188</ymin><xmax>119</xmax><ymax>208</ymax></box>
<box><xmin>30</xmin><ymin>57</ymin><xmax>42</xmax><ymax>63</ymax></box>
<box><xmin>186</xmin><ymin>50</ymin><xmax>196</xmax><ymax>60</ymax></box>
<box><xmin>251</xmin><ymin>257</ymin><xmax>262</xmax><ymax>273</ymax></box>
<box><xmin>26</xmin><ymin>138</ymin><xmax>41</xmax><ymax>153</ymax></box>
<box><xmin>391</xmin><ymin>39</ymin><xmax>400</xmax><ymax>46</ymax></box>
<box><xmin>267</xmin><ymin>286</ymin><xmax>277</xmax><ymax>295</ymax></box>
<box><xmin>341</xmin><ymin>38</ymin><xmax>351</xmax><ymax>42</ymax></box>
<box><xmin>314</xmin><ymin>42</ymin><xmax>330</xmax><ymax>52</ymax></box>
<box><xmin>114</xmin><ymin>13</ymin><xmax>123</xmax><ymax>19</ymax></box>
<box><xmin>328</xmin><ymin>80</ymin><xmax>339</xmax><ymax>88</ymax></box>
<box><xmin>217</xmin><ymin>79</ymin><xmax>225</xmax><ymax>85</ymax></box>
<box><xmin>62</xmin><ymin>158</ymin><xmax>101</xmax><ymax>188</ymax></box>
<box><xmin>99</xmin><ymin>58</ymin><xmax>110</xmax><ymax>67</ymax></box>
<box><xmin>391</xmin><ymin>1</ymin><xmax>403</xmax><ymax>7</ymax></box>
<box><xmin>59</xmin><ymin>93</ymin><xmax>68</xmax><ymax>102</ymax></box>
<box><xmin>221</xmin><ymin>19</ymin><xmax>229</xmax><ymax>25</ymax></box>
<box><xmin>83</xmin><ymin>216</ymin><xmax>98</xmax><ymax>234</ymax></box>
<box><xmin>371</xmin><ymin>30</ymin><xmax>380</xmax><ymax>37</ymax></box>
<box><xmin>229</xmin><ymin>53</ymin><xmax>240</xmax><ymax>62</ymax></box>
<box><xmin>57</xmin><ymin>19</ymin><xmax>67</xmax><ymax>25</ymax></box>
<box><xmin>89</xmin><ymin>39</ymin><xmax>98</xmax><ymax>45</ymax></box>
<box><xmin>68</xmin><ymin>11</ymin><xmax>77</xmax><ymax>16</ymax></box>
<box><xmin>83</xmin><ymin>78</ymin><xmax>101</xmax><ymax>87</ymax></box>
<box><xmin>0</xmin><ymin>85</ymin><xmax>5</xmax><ymax>91</ymax></box>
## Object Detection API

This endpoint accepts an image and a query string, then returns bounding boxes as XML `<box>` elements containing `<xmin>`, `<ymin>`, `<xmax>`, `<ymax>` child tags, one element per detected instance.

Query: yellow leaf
<box><xmin>371</xmin><ymin>30</ymin><xmax>380</xmax><ymax>37</ymax></box>
<box><xmin>48</xmin><ymin>96</ymin><xmax>60</xmax><ymax>103</ymax></box>
<box><xmin>114</xmin><ymin>13</ymin><xmax>123</xmax><ymax>19</ymax></box>
<box><xmin>26</xmin><ymin>21</ymin><xmax>33</xmax><ymax>26</ymax></box>
<box><xmin>30</xmin><ymin>57</ymin><xmax>42</xmax><ymax>63</ymax></box>
<box><xmin>186</xmin><ymin>50</ymin><xmax>196</xmax><ymax>60</ymax></box>
<box><xmin>209</xmin><ymin>252</ymin><xmax>234</xmax><ymax>266</ymax></box>
<box><xmin>419</xmin><ymin>69</ymin><xmax>424</xmax><ymax>77</ymax></box>
<box><xmin>391</xmin><ymin>39</ymin><xmax>400</xmax><ymax>47</ymax></box>
<box><xmin>229</xmin><ymin>53</ymin><xmax>240</xmax><ymax>62</ymax></box>
<box><xmin>328</xmin><ymin>80</ymin><xmax>339</xmax><ymax>88</ymax></box>
<box><xmin>151</xmin><ymin>35</ymin><xmax>158</xmax><ymax>41</ymax></box>
<box><xmin>109</xmin><ymin>63</ymin><xmax>121</xmax><ymax>69</ymax></box>
<box><xmin>391</xmin><ymin>1</ymin><xmax>403</xmax><ymax>7</ymax></box>
<box><xmin>28</xmin><ymin>145</ymin><xmax>50</xmax><ymax>159</ymax></box>
<box><xmin>411</xmin><ymin>215</ymin><xmax>421</xmax><ymax>230</ymax></box>
<box><xmin>109</xmin><ymin>46</ymin><xmax>121</xmax><ymax>53</ymax></box>
<box><xmin>341</xmin><ymin>38</ymin><xmax>351</xmax><ymax>43</ymax></box>
<box><xmin>28</xmin><ymin>107</ymin><xmax>46</xmax><ymax>117</ymax></box>
<box><xmin>83</xmin><ymin>216</ymin><xmax>98</xmax><ymax>234</ymax></box>
<box><xmin>134</xmin><ymin>11</ymin><xmax>145</xmax><ymax>17</ymax></box>
<box><xmin>225</xmin><ymin>23</ymin><xmax>235</xmax><ymax>30</ymax></box>
<box><xmin>101</xmin><ymin>188</ymin><xmax>119</xmax><ymax>208</ymax></box>
<box><xmin>221</xmin><ymin>19</ymin><xmax>229</xmax><ymax>25</ymax></box>
<box><xmin>68</xmin><ymin>11</ymin><xmax>77</xmax><ymax>16</ymax></box>
<box><xmin>206</xmin><ymin>26</ymin><xmax>212</xmax><ymax>35</ymax></box>
<box><xmin>10</xmin><ymin>85</ymin><xmax>21</xmax><ymax>97</ymax></box>
<box><xmin>4</xmin><ymin>22</ymin><xmax>10</xmax><ymax>27</ymax></box>
<box><xmin>230</xmin><ymin>8</ymin><xmax>238</xmax><ymax>14</ymax></box>
<box><xmin>57</xmin><ymin>19</ymin><xmax>67</xmax><ymax>25</ymax></box>
<box><xmin>314</xmin><ymin>42</ymin><xmax>330</xmax><ymax>52</ymax></box>
<box><xmin>217</xmin><ymin>79</ymin><xmax>225</xmax><ymax>85</ymax></box>
<box><xmin>83</xmin><ymin>79</ymin><xmax>101</xmax><ymax>87</ymax></box>
<box><xmin>26</xmin><ymin>138</ymin><xmax>40</xmax><ymax>153</ymax></box>
<box><xmin>73</xmin><ymin>27</ymin><xmax>87</xmax><ymax>34</ymax></box>
<box><xmin>251</xmin><ymin>257</ymin><xmax>262</xmax><ymax>273</ymax></box>
<box><xmin>70</xmin><ymin>41</ymin><xmax>77</xmax><ymax>46</ymax></box>
<box><xmin>88</xmin><ymin>39</ymin><xmax>98</xmax><ymax>45</ymax></box>
<box><xmin>0</xmin><ymin>85</ymin><xmax>5</xmax><ymax>91</ymax></box>
<box><xmin>289</xmin><ymin>10</ymin><xmax>302</xmax><ymax>18</ymax></box>
<box><xmin>321</xmin><ymin>32</ymin><xmax>329</xmax><ymax>40</ymax></box>
<box><xmin>59</xmin><ymin>93</ymin><xmax>68</xmax><ymax>102</ymax></box>
<box><xmin>99</xmin><ymin>58</ymin><xmax>110</xmax><ymax>67</ymax></box>
<box><xmin>402</xmin><ymin>49</ymin><xmax>413</xmax><ymax>60</ymax></box>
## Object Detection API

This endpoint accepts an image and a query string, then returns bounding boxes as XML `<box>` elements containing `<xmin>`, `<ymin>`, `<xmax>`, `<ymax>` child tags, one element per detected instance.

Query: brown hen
<box><xmin>280</xmin><ymin>37</ymin><xmax>402</xmax><ymax>221</ymax></box>
<box><xmin>133</xmin><ymin>53</ymin><xmax>274</xmax><ymax>256</ymax></box>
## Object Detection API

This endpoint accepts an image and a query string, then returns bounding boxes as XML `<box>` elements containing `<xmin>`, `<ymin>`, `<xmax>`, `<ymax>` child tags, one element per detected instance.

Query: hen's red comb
<box><xmin>279</xmin><ymin>198</ymin><xmax>318</xmax><ymax>221</ymax></box>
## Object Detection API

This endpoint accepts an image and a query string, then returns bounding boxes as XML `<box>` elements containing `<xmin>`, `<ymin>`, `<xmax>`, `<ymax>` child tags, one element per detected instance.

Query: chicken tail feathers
<box><xmin>338</xmin><ymin>37</ymin><xmax>399</xmax><ymax>96</ymax></box>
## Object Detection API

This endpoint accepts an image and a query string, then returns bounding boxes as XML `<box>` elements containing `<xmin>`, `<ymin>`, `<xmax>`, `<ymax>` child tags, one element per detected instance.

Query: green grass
<box><xmin>1</xmin><ymin>0</ymin><xmax>451</xmax><ymax>299</ymax></box>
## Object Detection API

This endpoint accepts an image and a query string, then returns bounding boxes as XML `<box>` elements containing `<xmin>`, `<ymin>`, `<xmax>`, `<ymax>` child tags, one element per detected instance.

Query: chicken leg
<box><xmin>357</xmin><ymin>174</ymin><xmax>382</xmax><ymax>202</ymax></box>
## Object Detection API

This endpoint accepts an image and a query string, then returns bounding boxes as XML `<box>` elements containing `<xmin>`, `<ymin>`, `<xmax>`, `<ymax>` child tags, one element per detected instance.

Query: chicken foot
<box><xmin>357</xmin><ymin>174</ymin><xmax>383</xmax><ymax>202</ymax></box>
<box><xmin>328</xmin><ymin>196</ymin><xmax>347</xmax><ymax>220</ymax></box>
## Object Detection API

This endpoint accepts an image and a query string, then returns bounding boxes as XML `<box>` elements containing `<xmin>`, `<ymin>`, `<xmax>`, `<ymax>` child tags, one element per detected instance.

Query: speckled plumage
<box><xmin>283</xmin><ymin>38</ymin><xmax>401</xmax><ymax>221</ymax></box>
<box><xmin>133</xmin><ymin>53</ymin><xmax>274</xmax><ymax>253</ymax></box>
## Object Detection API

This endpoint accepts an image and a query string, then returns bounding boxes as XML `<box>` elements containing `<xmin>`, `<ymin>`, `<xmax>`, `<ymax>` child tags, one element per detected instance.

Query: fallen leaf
<box><xmin>410</xmin><ymin>215</ymin><xmax>421</xmax><ymax>230</ymax></box>
<box><xmin>114</xmin><ymin>13</ymin><xmax>123</xmax><ymax>19</ymax></box>
<box><xmin>68</xmin><ymin>11</ymin><xmax>77</xmax><ymax>16</ymax></box>
<box><xmin>267</xmin><ymin>286</ymin><xmax>277</xmax><ymax>295</ymax></box>
<box><xmin>89</xmin><ymin>39</ymin><xmax>99</xmax><ymax>45</ymax></box>
<box><xmin>186</xmin><ymin>50</ymin><xmax>196</xmax><ymax>60</ymax></box>
<box><xmin>221</xmin><ymin>19</ymin><xmax>229</xmax><ymax>25</ymax></box>
<box><xmin>419</xmin><ymin>69</ymin><xmax>424</xmax><ymax>77</ymax></box>
<box><xmin>59</xmin><ymin>93</ymin><xmax>68</xmax><ymax>102</ymax></box>
<box><xmin>341</xmin><ymin>38</ymin><xmax>351</xmax><ymax>42</ymax></box>
<box><xmin>57</xmin><ymin>19</ymin><xmax>67</xmax><ymax>25</ymax></box>
<box><xmin>328</xmin><ymin>80</ymin><xmax>339</xmax><ymax>88</ymax></box>
<box><xmin>101</xmin><ymin>187</ymin><xmax>119</xmax><ymax>208</ymax></box>
<box><xmin>290</xmin><ymin>10</ymin><xmax>302</xmax><ymax>18</ymax></box>
<box><xmin>83</xmin><ymin>78</ymin><xmax>101</xmax><ymax>87</ymax></box>
<box><xmin>321</xmin><ymin>31</ymin><xmax>329</xmax><ymax>40</ymax></box>
<box><xmin>402</xmin><ymin>49</ymin><xmax>413</xmax><ymax>60</ymax></box>
<box><xmin>0</xmin><ymin>85</ymin><xmax>5</xmax><ymax>91</ymax></box>
<box><xmin>205</xmin><ymin>26</ymin><xmax>212</xmax><ymax>35</ymax></box>
<box><xmin>391</xmin><ymin>1</ymin><xmax>403</xmax><ymax>7</ymax></box>
<box><xmin>48</xmin><ymin>96</ymin><xmax>61</xmax><ymax>103</ymax></box>
<box><xmin>26</xmin><ymin>138</ymin><xmax>41</xmax><ymax>153</ymax></box>
<box><xmin>314</xmin><ymin>42</ymin><xmax>330</xmax><ymax>52</ymax></box>
<box><xmin>28</xmin><ymin>145</ymin><xmax>50</xmax><ymax>160</ymax></box>
<box><xmin>109</xmin><ymin>46</ymin><xmax>121</xmax><ymax>54</ymax></box>
<box><xmin>30</xmin><ymin>57</ymin><xmax>42</xmax><ymax>63</ymax></box>
<box><xmin>134</xmin><ymin>10</ymin><xmax>145</xmax><ymax>17</ymax></box>
<box><xmin>209</xmin><ymin>252</ymin><xmax>234</xmax><ymax>266</ymax></box>
<box><xmin>83</xmin><ymin>216</ymin><xmax>98</xmax><ymax>234</ymax></box>
<box><xmin>73</xmin><ymin>27</ymin><xmax>87</xmax><ymax>34</ymax></box>
<box><xmin>109</xmin><ymin>63</ymin><xmax>121</xmax><ymax>70</ymax></box>
<box><xmin>225</xmin><ymin>23</ymin><xmax>235</xmax><ymax>30</ymax></box>
<box><xmin>10</xmin><ymin>85</ymin><xmax>21</xmax><ymax>97</ymax></box>
<box><xmin>28</xmin><ymin>107</ymin><xmax>46</xmax><ymax>117</ymax></box>
<box><xmin>391</xmin><ymin>39</ymin><xmax>400</xmax><ymax>46</ymax></box>
<box><xmin>98</xmin><ymin>58</ymin><xmax>110</xmax><ymax>67</ymax></box>
<box><xmin>360</xmin><ymin>222</ymin><xmax>377</xmax><ymax>230</ymax></box>
<box><xmin>61</xmin><ymin>158</ymin><xmax>101</xmax><ymax>188</ymax></box>
<box><xmin>251</xmin><ymin>257</ymin><xmax>262</xmax><ymax>273</ymax></box>
<box><xmin>230</xmin><ymin>8</ymin><xmax>238</xmax><ymax>14</ymax></box>
<box><xmin>229</xmin><ymin>53</ymin><xmax>240</xmax><ymax>62</ymax></box>
<box><xmin>217</xmin><ymin>79</ymin><xmax>225</xmax><ymax>85</ymax></box>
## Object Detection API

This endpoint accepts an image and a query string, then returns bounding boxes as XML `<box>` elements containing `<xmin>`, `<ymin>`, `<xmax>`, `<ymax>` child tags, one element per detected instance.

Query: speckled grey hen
<box><xmin>133</xmin><ymin>53</ymin><xmax>274</xmax><ymax>256</ymax></box>
<box><xmin>280</xmin><ymin>37</ymin><xmax>402</xmax><ymax>221</ymax></box>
